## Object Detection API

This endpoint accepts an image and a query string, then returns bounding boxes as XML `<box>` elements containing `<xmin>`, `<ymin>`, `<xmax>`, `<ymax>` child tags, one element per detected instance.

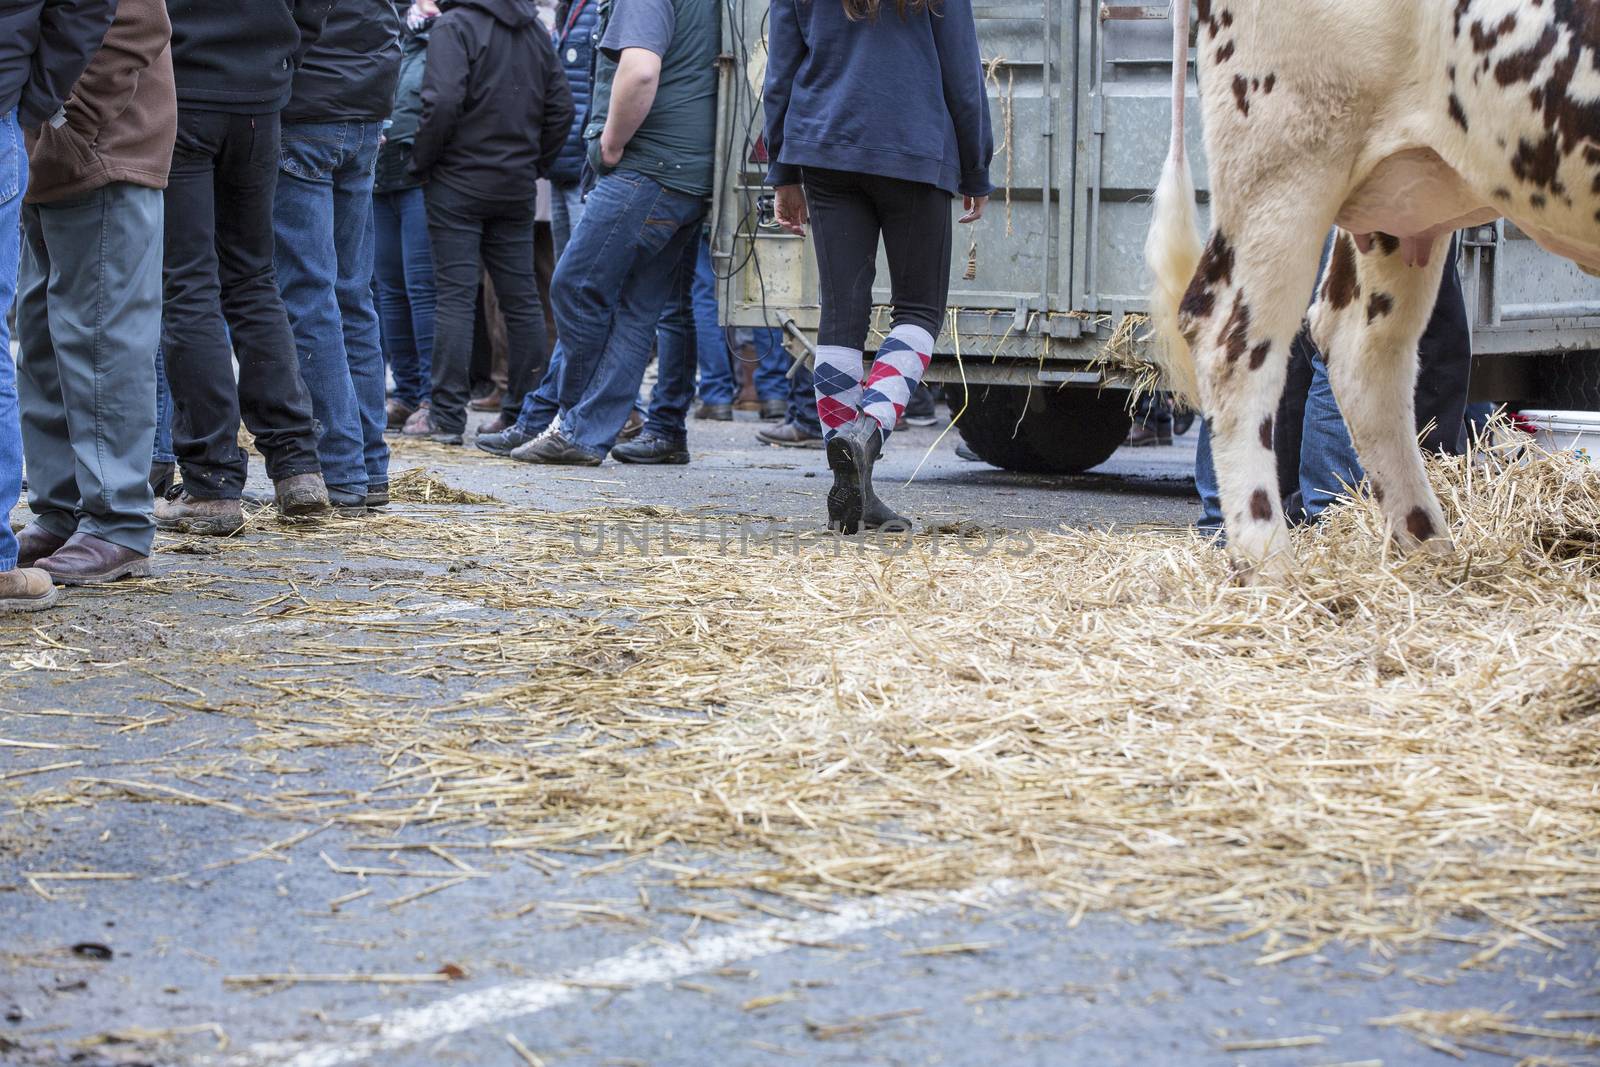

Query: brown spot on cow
<box><xmin>1232</xmin><ymin>75</ymin><xmax>1251</xmax><ymax>116</ymax></box>
<box><xmin>1493</xmin><ymin>186</ymin><xmax>1512</xmax><ymax>201</ymax></box>
<box><xmin>1178</xmin><ymin>232</ymin><xmax>1236</xmax><ymax>338</ymax></box>
<box><xmin>1374</xmin><ymin>232</ymin><xmax>1401</xmax><ymax>256</ymax></box>
<box><xmin>1321</xmin><ymin>234</ymin><xmax>1361</xmax><ymax>310</ymax></box>
<box><xmin>1531</xmin><ymin>192</ymin><xmax>1549</xmax><ymax>208</ymax></box>
<box><xmin>1405</xmin><ymin>507</ymin><xmax>1437</xmax><ymax>542</ymax></box>
<box><xmin>1259</xmin><ymin>416</ymin><xmax>1274</xmax><ymax>450</ymax></box>
<box><xmin>1217</xmin><ymin>39</ymin><xmax>1235</xmax><ymax>63</ymax></box>
<box><xmin>1218</xmin><ymin>292</ymin><xmax>1252</xmax><ymax>365</ymax></box>
<box><xmin>1470</xmin><ymin>13</ymin><xmax>1519</xmax><ymax>53</ymax></box>
<box><xmin>1366</xmin><ymin>292</ymin><xmax>1394</xmax><ymax>323</ymax></box>
<box><xmin>1250</xmin><ymin>490</ymin><xmax>1274</xmax><ymax>522</ymax></box>
<box><xmin>1262</xmin><ymin>73</ymin><xmax>1276</xmax><ymax>94</ymax></box>
<box><xmin>1448</xmin><ymin>93</ymin><xmax>1469</xmax><ymax>130</ymax></box>
<box><xmin>1248</xmin><ymin>342</ymin><xmax>1270</xmax><ymax>370</ymax></box>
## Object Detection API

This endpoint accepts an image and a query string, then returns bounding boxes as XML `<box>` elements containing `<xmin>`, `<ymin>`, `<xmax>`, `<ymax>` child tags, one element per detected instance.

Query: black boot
<box><xmin>826</xmin><ymin>418</ymin><xmax>909</xmax><ymax>534</ymax></box>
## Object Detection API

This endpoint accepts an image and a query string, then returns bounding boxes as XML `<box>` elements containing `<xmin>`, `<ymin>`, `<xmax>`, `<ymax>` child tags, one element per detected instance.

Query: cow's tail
<box><xmin>1143</xmin><ymin>0</ymin><xmax>1204</xmax><ymax>407</ymax></box>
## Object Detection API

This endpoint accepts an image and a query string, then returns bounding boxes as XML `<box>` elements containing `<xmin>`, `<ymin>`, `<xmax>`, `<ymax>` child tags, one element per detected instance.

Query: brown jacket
<box><xmin>24</xmin><ymin>0</ymin><xmax>176</xmax><ymax>204</ymax></box>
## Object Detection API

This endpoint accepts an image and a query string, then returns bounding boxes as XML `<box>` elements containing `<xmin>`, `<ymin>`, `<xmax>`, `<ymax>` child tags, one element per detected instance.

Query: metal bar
<box><xmin>1497</xmin><ymin>302</ymin><xmax>1600</xmax><ymax>322</ymax></box>
<box><xmin>1099</xmin><ymin>4</ymin><xmax>1170</xmax><ymax>18</ymax></box>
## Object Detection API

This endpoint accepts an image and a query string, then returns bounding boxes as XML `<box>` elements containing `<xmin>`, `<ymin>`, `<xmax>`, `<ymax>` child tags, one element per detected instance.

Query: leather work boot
<box><xmin>617</xmin><ymin>410</ymin><xmax>645</xmax><ymax>441</ymax></box>
<box><xmin>326</xmin><ymin>485</ymin><xmax>369</xmax><ymax>516</ymax></box>
<box><xmin>693</xmin><ymin>402</ymin><xmax>733</xmax><ymax>422</ymax></box>
<box><xmin>365</xmin><ymin>482</ymin><xmax>390</xmax><ymax>510</ymax></box>
<box><xmin>275</xmin><ymin>472</ymin><xmax>331</xmax><ymax>517</ymax></box>
<box><xmin>1125</xmin><ymin>423</ymin><xmax>1174</xmax><ymax>448</ymax></box>
<box><xmin>0</xmin><ymin>568</ymin><xmax>60</xmax><ymax>613</ymax></box>
<box><xmin>401</xmin><ymin>402</ymin><xmax>433</xmax><ymax>435</ymax></box>
<box><xmin>155</xmin><ymin>492</ymin><xmax>246</xmax><ymax>536</ymax></box>
<box><xmin>16</xmin><ymin>524</ymin><xmax>69</xmax><ymax>567</ymax></box>
<box><xmin>469</xmin><ymin>386</ymin><xmax>504</xmax><ymax>412</ymax></box>
<box><xmin>758</xmin><ymin>397</ymin><xmax>787</xmax><ymax>421</ymax></box>
<box><xmin>757</xmin><ymin>421</ymin><xmax>824</xmax><ymax>449</ymax></box>
<box><xmin>826</xmin><ymin>417</ymin><xmax>909</xmax><ymax>534</ymax></box>
<box><xmin>36</xmin><ymin>532</ymin><xmax>151</xmax><ymax>586</ymax></box>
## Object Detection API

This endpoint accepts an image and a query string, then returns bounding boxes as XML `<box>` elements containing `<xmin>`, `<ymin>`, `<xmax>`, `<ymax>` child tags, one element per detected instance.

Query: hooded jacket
<box><xmin>0</xmin><ymin>0</ymin><xmax>115</xmax><ymax>129</ymax></box>
<box><xmin>25</xmin><ymin>0</ymin><xmax>176</xmax><ymax>204</ymax></box>
<box><xmin>166</xmin><ymin>0</ymin><xmax>335</xmax><ymax>113</ymax></box>
<box><xmin>545</xmin><ymin>0</ymin><xmax>598</xmax><ymax>187</ymax></box>
<box><xmin>374</xmin><ymin>15</ymin><xmax>431</xmax><ymax>194</ymax></box>
<box><xmin>283</xmin><ymin>0</ymin><xmax>403</xmax><ymax>125</ymax></box>
<box><xmin>410</xmin><ymin>0</ymin><xmax>573</xmax><ymax>201</ymax></box>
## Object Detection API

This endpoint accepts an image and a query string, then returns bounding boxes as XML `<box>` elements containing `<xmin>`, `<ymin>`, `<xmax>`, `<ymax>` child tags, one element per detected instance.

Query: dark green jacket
<box><xmin>374</xmin><ymin>19</ymin><xmax>429</xmax><ymax>194</ymax></box>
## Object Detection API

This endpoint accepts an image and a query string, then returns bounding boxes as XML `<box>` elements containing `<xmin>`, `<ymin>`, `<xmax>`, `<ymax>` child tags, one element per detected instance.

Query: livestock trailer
<box><xmin>709</xmin><ymin>0</ymin><xmax>1600</xmax><ymax>473</ymax></box>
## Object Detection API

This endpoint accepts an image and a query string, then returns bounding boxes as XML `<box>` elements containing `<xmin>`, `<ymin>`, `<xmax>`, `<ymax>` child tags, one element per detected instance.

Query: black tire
<box><xmin>942</xmin><ymin>383</ymin><xmax>1134</xmax><ymax>474</ymax></box>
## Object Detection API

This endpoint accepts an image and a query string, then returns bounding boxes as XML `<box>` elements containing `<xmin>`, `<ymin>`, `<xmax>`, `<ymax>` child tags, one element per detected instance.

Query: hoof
<box><xmin>1228</xmin><ymin>548</ymin><xmax>1295</xmax><ymax>585</ymax></box>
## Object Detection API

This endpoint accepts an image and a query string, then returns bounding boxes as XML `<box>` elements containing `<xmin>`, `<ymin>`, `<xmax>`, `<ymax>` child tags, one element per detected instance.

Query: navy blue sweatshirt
<box><xmin>763</xmin><ymin>0</ymin><xmax>993</xmax><ymax>198</ymax></box>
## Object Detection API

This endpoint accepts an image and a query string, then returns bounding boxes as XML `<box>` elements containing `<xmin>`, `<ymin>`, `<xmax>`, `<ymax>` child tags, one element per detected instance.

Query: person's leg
<box><xmin>802</xmin><ymin>168</ymin><xmax>880</xmax><ymax>440</ymax></box>
<box><xmin>639</xmin><ymin>238</ymin><xmax>699</xmax><ymax>445</ymax></box>
<box><xmin>753</xmin><ymin>328</ymin><xmax>791</xmax><ymax>402</ymax></box>
<box><xmin>532</xmin><ymin>219</ymin><xmax>557</xmax><ymax>372</ymax></box>
<box><xmin>331</xmin><ymin>122</ymin><xmax>389</xmax><ymax>490</ymax></box>
<box><xmin>1413</xmin><ymin>236</ymin><xmax>1471</xmax><ymax>456</ymax></box>
<box><xmin>689</xmin><ymin>236</ymin><xmax>735</xmax><ymax>407</ymax></box>
<box><xmin>1296</xmin><ymin>355</ymin><xmax>1367</xmax><ymax>521</ymax></box>
<box><xmin>860</xmin><ymin>176</ymin><xmax>951</xmax><ymax>440</ymax></box>
<box><xmin>399</xmin><ymin>186</ymin><xmax>436</xmax><ymax>405</ymax></box>
<box><xmin>480</xmin><ymin>203</ymin><xmax>547</xmax><ymax>428</ymax></box>
<box><xmin>163</xmin><ymin>108</ymin><xmax>249</xmax><ymax>499</ymax></box>
<box><xmin>1194</xmin><ymin>419</ymin><xmax>1224</xmax><ymax>531</ymax></box>
<box><xmin>787</xmin><ymin>358</ymin><xmax>823</xmax><ymax>435</ymax></box>
<box><xmin>215</xmin><ymin>111</ymin><xmax>323</xmax><ymax>484</ymax></box>
<box><xmin>374</xmin><ymin>191</ymin><xmax>425</xmax><ymax>411</ymax></box>
<box><xmin>274</xmin><ymin>121</ymin><xmax>367</xmax><ymax>495</ymax></box>
<box><xmin>551</xmin><ymin>181</ymin><xmax>584</xmax><ymax>260</ymax></box>
<box><xmin>425</xmin><ymin>181</ymin><xmax>488</xmax><ymax>438</ymax></box>
<box><xmin>24</xmin><ymin>186</ymin><xmax>162</xmax><ymax>563</ymax></box>
<box><xmin>152</xmin><ymin>346</ymin><xmax>175</xmax><ymax>478</ymax></box>
<box><xmin>16</xmin><ymin>204</ymin><xmax>79</xmax><ymax>544</ymax></box>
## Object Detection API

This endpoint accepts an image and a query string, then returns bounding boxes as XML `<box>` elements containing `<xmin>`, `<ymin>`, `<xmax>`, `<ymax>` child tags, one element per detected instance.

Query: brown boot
<box><xmin>274</xmin><ymin>472</ymin><xmax>330</xmax><ymax>517</ymax></box>
<box><xmin>386</xmin><ymin>398</ymin><xmax>417</xmax><ymax>431</ymax></box>
<box><xmin>16</xmin><ymin>524</ymin><xmax>69</xmax><ymax>567</ymax></box>
<box><xmin>469</xmin><ymin>387</ymin><xmax>504</xmax><ymax>412</ymax></box>
<box><xmin>155</xmin><ymin>492</ymin><xmax>246</xmax><ymax>536</ymax></box>
<box><xmin>0</xmin><ymin>568</ymin><xmax>61</xmax><ymax>613</ymax></box>
<box><xmin>36</xmin><ymin>533</ymin><xmax>151</xmax><ymax>586</ymax></box>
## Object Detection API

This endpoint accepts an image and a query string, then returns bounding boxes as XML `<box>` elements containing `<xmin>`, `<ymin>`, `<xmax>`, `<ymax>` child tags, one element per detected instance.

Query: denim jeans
<box><xmin>0</xmin><ymin>109</ymin><xmax>28</xmax><ymax>571</ymax></box>
<box><xmin>153</xmin><ymin>345</ymin><xmax>175</xmax><ymax>465</ymax></box>
<box><xmin>17</xmin><ymin>184</ymin><xmax>162</xmax><ymax>555</ymax></box>
<box><xmin>687</xmin><ymin>236</ymin><xmax>735</xmax><ymax>406</ymax></box>
<box><xmin>426</xmin><ymin>180</ymin><xmax>547</xmax><ymax>437</ymax></box>
<box><xmin>648</xmin><ymin>237</ymin><xmax>703</xmax><ymax>442</ymax></box>
<box><xmin>529</xmin><ymin>171</ymin><xmax>706</xmax><ymax>454</ymax></box>
<box><xmin>550</xmin><ymin>180</ymin><xmax>585</xmax><ymax>260</ymax></box>
<box><xmin>373</xmin><ymin>187</ymin><xmax>434</xmax><ymax>409</ymax></box>
<box><xmin>274</xmin><ymin>120</ymin><xmax>389</xmax><ymax>494</ymax></box>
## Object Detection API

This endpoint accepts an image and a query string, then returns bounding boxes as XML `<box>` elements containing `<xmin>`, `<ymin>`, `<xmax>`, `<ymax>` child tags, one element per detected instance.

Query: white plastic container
<box><xmin>1521</xmin><ymin>409</ymin><xmax>1600</xmax><ymax>464</ymax></box>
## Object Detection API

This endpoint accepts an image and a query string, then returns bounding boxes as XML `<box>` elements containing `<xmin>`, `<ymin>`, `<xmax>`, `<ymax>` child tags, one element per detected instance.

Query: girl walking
<box><xmin>764</xmin><ymin>0</ymin><xmax>991</xmax><ymax>532</ymax></box>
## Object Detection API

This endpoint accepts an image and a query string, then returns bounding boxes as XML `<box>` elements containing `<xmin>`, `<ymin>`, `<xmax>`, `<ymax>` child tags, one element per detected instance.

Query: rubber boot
<box><xmin>826</xmin><ymin>418</ymin><xmax>909</xmax><ymax>534</ymax></box>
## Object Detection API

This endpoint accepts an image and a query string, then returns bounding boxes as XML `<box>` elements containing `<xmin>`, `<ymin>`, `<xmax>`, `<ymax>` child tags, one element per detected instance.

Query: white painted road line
<box><xmin>216</xmin><ymin>880</ymin><xmax>1018</xmax><ymax>1067</ymax></box>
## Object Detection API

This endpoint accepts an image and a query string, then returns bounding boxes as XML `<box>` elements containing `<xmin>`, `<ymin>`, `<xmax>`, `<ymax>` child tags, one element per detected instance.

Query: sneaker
<box><xmin>758</xmin><ymin>397</ymin><xmax>787</xmax><ymax>421</ymax></box>
<box><xmin>693</xmin><ymin>402</ymin><xmax>733</xmax><ymax>422</ymax></box>
<box><xmin>401</xmin><ymin>402</ymin><xmax>433</xmax><ymax>436</ymax></box>
<box><xmin>613</xmin><ymin>431</ymin><xmax>690</xmax><ymax>465</ymax></box>
<box><xmin>155</xmin><ymin>492</ymin><xmax>246</xmax><ymax>536</ymax></box>
<box><xmin>618</xmin><ymin>410</ymin><xmax>646</xmax><ymax>441</ymax></box>
<box><xmin>275</xmin><ymin>472</ymin><xmax>331</xmax><ymax>517</ymax></box>
<box><xmin>756</xmin><ymin>421</ymin><xmax>825</xmax><ymax>449</ymax></box>
<box><xmin>386</xmin><ymin>398</ymin><xmax>417</xmax><ymax>431</ymax></box>
<box><xmin>509</xmin><ymin>427</ymin><xmax>606</xmax><ymax>466</ymax></box>
<box><xmin>904</xmin><ymin>385</ymin><xmax>938</xmax><ymax>427</ymax></box>
<box><xmin>476</xmin><ymin>422</ymin><xmax>541</xmax><ymax>457</ymax></box>
<box><xmin>1125</xmin><ymin>424</ymin><xmax>1174</xmax><ymax>448</ymax></box>
<box><xmin>0</xmin><ymin>568</ymin><xmax>59</xmax><ymax>613</ymax></box>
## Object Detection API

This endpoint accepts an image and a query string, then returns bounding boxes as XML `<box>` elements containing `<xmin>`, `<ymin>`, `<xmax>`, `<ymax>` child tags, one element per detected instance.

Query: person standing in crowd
<box><xmin>756</xmin><ymin>349</ymin><xmax>826</xmax><ymax>449</ymax></box>
<box><xmin>478</xmin><ymin>0</ymin><xmax>719</xmax><ymax>465</ymax></box>
<box><xmin>765</xmin><ymin>0</ymin><xmax>991</xmax><ymax>532</ymax></box>
<box><xmin>14</xmin><ymin>0</ymin><xmax>173</xmax><ymax>585</ymax></box>
<box><xmin>375</xmin><ymin>1</ymin><xmax>440</xmax><ymax>433</ymax></box>
<box><xmin>157</xmin><ymin>0</ymin><xmax>334</xmax><ymax>535</ymax></box>
<box><xmin>0</xmin><ymin>0</ymin><xmax>115</xmax><ymax>612</ymax></box>
<box><xmin>406</xmin><ymin>0</ymin><xmax>573</xmax><ymax>445</ymax></box>
<box><xmin>685</xmin><ymin>233</ymin><xmax>790</xmax><ymax>424</ymax></box>
<box><xmin>547</xmin><ymin>0</ymin><xmax>599</xmax><ymax>258</ymax></box>
<box><xmin>274</xmin><ymin>0</ymin><xmax>401</xmax><ymax>513</ymax></box>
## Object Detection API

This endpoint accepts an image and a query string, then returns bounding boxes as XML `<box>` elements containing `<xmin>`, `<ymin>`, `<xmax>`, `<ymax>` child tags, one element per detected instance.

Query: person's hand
<box><xmin>959</xmin><ymin>194</ymin><xmax>989</xmax><ymax>224</ymax></box>
<box><xmin>599</xmin><ymin>133</ymin><xmax>625</xmax><ymax>168</ymax></box>
<box><xmin>775</xmin><ymin>184</ymin><xmax>808</xmax><ymax>236</ymax></box>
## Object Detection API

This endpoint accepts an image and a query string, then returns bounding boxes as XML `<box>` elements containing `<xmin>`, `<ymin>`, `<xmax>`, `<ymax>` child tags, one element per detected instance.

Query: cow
<box><xmin>1145</xmin><ymin>0</ymin><xmax>1600</xmax><ymax>579</ymax></box>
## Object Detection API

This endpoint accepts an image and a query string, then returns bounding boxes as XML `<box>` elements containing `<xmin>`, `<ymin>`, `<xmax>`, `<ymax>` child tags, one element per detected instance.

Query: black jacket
<box><xmin>283</xmin><ymin>0</ymin><xmax>402</xmax><ymax>124</ymax></box>
<box><xmin>375</xmin><ymin>18</ymin><xmax>430</xmax><ymax>194</ymax></box>
<box><xmin>166</xmin><ymin>0</ymin><xmax>334</xmax><ymax>112</ymax></box>
<box><xmin>410</xmin><ymin>0</ymin><xmax>573</xmax><ymax>201</ymax></box>
<box><xmin>0</xmin><ymin>0</ymin><xmax>115</xmax><ymax>128</ymax></box>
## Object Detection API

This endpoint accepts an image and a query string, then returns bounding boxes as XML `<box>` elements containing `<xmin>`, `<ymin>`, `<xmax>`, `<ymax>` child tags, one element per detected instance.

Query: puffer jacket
<box><xmin>544</xmin><ymin>0</ymin><xmax>597</xmax><ymax>187</ymax></box>
<box><xmin>282</xmin><ymin>0</ymin><xmax>402</xmax><ymax>125</ymax></box>
<box><xmin>374</xmin><ymin>16</ymin><xmax>430</xmax><ymax>193</ymax></box>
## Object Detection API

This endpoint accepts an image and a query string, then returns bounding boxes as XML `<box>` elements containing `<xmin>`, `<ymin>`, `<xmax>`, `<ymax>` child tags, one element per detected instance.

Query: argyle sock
<box><xmin>813</xmin><ymin>345</ymin><xmax>864</xmax><ymax>440</ymax></box>
<box><xmin>859</xmin><ymin>324</ymin><xmax>934</xmax><ymax>438</ymax></box>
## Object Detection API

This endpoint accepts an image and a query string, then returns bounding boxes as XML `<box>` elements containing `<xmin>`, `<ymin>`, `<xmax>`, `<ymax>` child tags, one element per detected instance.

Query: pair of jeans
<box><xmin>425</xmin><ymin>180</ymin><xmax>548</xmax><ymax>436</ymax></box>
<box><xmin>550</xmin><ymin>180</ymin><xmax>585</xmax><ymax>259</ymax></box>
<box><xmin>649</xmin><ymin>237</ymin><xmax>703</xmax><ymax>442</ymax></box>
<box><xmin>17</xmin><ymin>184</ymin><xmax>162</xmax><ymax>555</ymax></box>
<box><xmin>163</xmin><ymin>108</ymin><xmax>321</xmax><ymax>498</ymax></box>
<box><xmin>515</xmin><ymin>170</ymin><xmax>706</xmax><ymax>453</ymax></box>
<box><xmin>373</xmin><ymin>187</ymin><xmax>435</xmax><ymax>409</ymax></box>
<box><xmin>153</xmin><ymin>346</ymin><xmax>175</xmax><ymax>465</ymax></box>
<box><xmin>0</xmin><ymin>109</ymin><xmax>28</xmax><ymax>571</ymax></box>
<box><xmin>274</xmin><ymin>120</ymin><xmax>389</xmax><ymax>495</ymax></box>
<box><xmin>686</xmin><ymin>235</ymin><xmax>736</xmax><ymax>406</ymax></box>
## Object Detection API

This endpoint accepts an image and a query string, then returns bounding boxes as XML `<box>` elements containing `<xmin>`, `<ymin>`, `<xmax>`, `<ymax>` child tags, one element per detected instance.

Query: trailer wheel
<box><xmin>943</xmin><ymin>384</ymin><xmax>1134</xmax><ymax>474</ymax></box>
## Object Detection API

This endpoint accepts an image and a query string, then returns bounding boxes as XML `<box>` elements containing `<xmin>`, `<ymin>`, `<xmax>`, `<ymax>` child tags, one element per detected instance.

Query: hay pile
<box><xmin>158</xmin><ymin>438</ymin><xmax>1595</xmax><ymax>957</ymax></box>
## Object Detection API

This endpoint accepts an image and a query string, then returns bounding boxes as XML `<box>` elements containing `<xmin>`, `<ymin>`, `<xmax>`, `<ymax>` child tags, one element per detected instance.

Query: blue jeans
<box><xmin>514</xmin><ymin>170</ymin><xmax>706</xmax><ymax>453</ymax></box>
<box><xmin>649</xmin><ymin>238</ymin><xmax>703</xmax><ymax>442</ymax></box>
<box><xmin>273</xmin><ymin>120</ymin><xmax>389</xmax><ymax>494</ymax></box>
<box><xmin>373</xmin><ymin>187</ymin><xmax>434</xmax><ymax>409</ymax></box>
<box><xmin>550</xmin><ymin>180</ymin><xmax>585</xmax><ymax>260</ymax></box>
<box><xmin>0</xmin><ymin>109</ymin><xmax>27</xmax><ymax>571</ymax></box>
<box><xmin>687</xmin><ymin>236</ymin><xmax>735</xmax><ymax>406</ymax></box>
<box><xmin>788</xmin><ymin>356</ymin><xmax>822</xmax><ymax>434</ymax></box>
<box><xmin>154</xmin><ymin>345</ymin><xmax>175</xmax><ymax>465</ymax></box>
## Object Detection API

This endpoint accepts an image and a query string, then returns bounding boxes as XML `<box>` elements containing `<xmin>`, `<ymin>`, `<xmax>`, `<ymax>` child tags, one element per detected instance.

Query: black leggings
<box><xmin>802</xmin><ymin>168</ymin><xmax>952</xmax><ymax>348</ymax></box>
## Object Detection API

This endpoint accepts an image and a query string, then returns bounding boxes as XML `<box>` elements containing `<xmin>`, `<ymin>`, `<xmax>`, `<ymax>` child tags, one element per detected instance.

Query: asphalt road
<box><xmin>2</xmin><ymin>412</ymin><xmax>1595</xmax><ymax>1067</ymax></box>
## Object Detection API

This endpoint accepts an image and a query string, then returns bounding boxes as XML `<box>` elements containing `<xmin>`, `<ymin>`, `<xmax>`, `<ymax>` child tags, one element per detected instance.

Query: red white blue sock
<box><xmin>860</xmin><ymin>324</ymin><xmax>934</xmax><ymax>437</ymax></box>
<box><xmin>813</xmin><ymin>345</ymin><xmax>864</xmax><ymax>439</ymax></box>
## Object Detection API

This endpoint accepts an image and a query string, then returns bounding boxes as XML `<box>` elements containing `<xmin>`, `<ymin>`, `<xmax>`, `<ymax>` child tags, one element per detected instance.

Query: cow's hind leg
<box><xmin>1183</xmin><ymin>220</ymin><xmax>1330</xmax><ymax>580</ymax></box>
<box><xmin>1307</xmin><ymin>232</ymin><xmax>1452</xmax><ymax>554</ymax></box>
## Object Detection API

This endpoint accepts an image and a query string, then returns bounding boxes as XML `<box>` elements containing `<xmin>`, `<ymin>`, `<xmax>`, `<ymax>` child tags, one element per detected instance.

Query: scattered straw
<box><xmin>388</xmin><ymin>467</ymin><xmax>500</xmax><ymax>505</ymax></box>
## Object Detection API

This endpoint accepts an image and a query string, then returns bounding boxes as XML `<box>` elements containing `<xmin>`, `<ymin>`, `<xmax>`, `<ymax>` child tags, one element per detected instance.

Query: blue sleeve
<box><xmin>762</xmin><ymin>0</ymin><xmax>804</xmax><ymax>187</ymax></box>
<box><xmin>931</xmin><ymin>0</ymin><xmax>993</xmax><ymax>198</ymax></box>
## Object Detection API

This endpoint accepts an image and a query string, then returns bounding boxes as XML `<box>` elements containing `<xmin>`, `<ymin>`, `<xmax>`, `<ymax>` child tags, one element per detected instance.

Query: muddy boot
<box><xmin>826</xmin><ymin>418</ymin><xmax>907</xmax><ymax>533</ymax></box>
<box><xmin>274</xmin><ymin>472</ymin><xmax>330</xmax><ymax>518</ymax></box>
<box><xmin>155</xmin><ymin>492</ymin><xmax>245</xmax><ymax>536</ymax></box>
<box><xmin>0</xmin><ymin>568</ymin><xmax>60</xmax><ymax>613</ymax></box>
